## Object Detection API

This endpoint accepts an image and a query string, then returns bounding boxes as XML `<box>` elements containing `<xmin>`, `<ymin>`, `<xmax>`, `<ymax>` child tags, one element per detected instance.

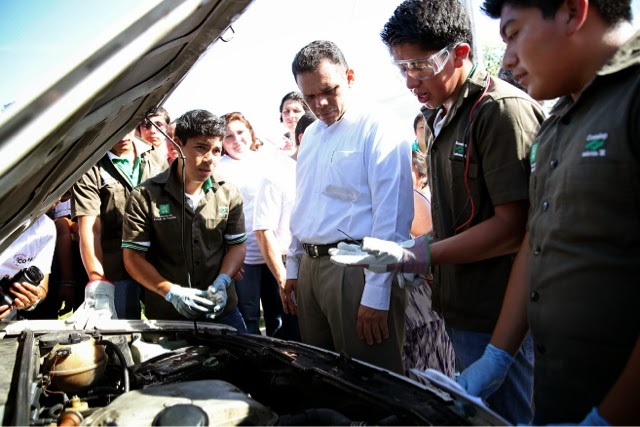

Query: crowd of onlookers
<box><xmin>1</xmin><ymin>0</ymin><xmax>638</xmax><ymax>425</ymax></box>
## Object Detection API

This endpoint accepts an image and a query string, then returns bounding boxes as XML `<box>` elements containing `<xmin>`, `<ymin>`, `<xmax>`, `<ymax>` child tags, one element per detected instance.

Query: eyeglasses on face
<box><xmin>393</xmin><ymin>45</ymin><xmax>453</xmax><ymax>80</ymax></box>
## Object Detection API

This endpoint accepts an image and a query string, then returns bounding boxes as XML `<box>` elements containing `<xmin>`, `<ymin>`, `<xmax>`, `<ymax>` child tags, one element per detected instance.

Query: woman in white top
<box><xmin>216</xmin><ymin>112</ymin><xmax>287</xmax><ymax>337</ymax></box>
<box><xmin>278</xmin><ymin>92</ymin><xmax>310</xmax><ymax>157</ymax></box>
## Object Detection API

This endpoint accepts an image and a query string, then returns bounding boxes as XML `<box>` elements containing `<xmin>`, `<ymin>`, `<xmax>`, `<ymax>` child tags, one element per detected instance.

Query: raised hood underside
<box><xmin>0</xmin><ymin>0</ymin><xmax>254</xmax><ymax>252</ymax></box>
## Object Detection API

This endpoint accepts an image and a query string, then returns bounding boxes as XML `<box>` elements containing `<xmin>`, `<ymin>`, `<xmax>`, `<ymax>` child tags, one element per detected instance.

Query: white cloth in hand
<box><xmin>65</xmin><ymin>280</ymin><xmax>117</xmax><ymax>330</ymax></box>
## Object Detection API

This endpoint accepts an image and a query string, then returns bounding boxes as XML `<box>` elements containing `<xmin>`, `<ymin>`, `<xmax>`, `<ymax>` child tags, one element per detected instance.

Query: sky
<box><xmin>1</xmin><ymin>0</ymin><xmax>639</xmax><ymax>141</ymax></box>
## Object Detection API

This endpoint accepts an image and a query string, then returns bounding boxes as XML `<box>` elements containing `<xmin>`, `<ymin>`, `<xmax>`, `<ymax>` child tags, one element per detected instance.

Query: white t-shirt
<box><xmin>216</xmin><ymin>151</ymin><xmax>270</xmax><ymax>264</ymax></box>
<box><xmin>0</xmin><ymin>215</ymin><xmax>56</xmax><ymax>279</ymax></box>
<box><xmin>253</xmin><ymin>154</ymin><xmax>296</xmax><ymax>253</ymax></box>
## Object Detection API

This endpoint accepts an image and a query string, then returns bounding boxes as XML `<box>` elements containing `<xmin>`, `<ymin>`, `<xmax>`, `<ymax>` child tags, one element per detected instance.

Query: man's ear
<box><xmin>346</xmin><ymin>68</ymin><xmax>355</xmax><ymax>87</ymax></box>
<box><xmin>452</xmin><ymin>44</ymin><xmax>471</xmax><ymax>68</ymax></box>
<box><xmin>560</xmin><ymin>0</ymin><xmax>588</xmax><ymax>35</ymax></box>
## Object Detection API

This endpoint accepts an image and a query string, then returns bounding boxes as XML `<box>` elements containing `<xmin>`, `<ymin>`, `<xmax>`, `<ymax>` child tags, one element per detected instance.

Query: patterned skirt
<box><xmin>403</xmin><ymin>282</ymin><xmax>455</xmax><ymax>381</ymax></box>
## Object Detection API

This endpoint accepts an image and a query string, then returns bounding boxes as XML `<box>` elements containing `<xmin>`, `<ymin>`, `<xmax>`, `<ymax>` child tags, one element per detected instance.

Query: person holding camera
<box><xmin>0</xmin><ymin>214</ymin><xmax>55</xmax><ymax>320</ymax></box>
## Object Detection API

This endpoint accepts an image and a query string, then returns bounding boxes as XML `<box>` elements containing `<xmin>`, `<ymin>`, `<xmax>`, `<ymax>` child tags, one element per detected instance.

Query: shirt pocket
<box><xmin>322</xmin><ymin>150</ymin><xmax>364</xmax><ymax>202</ymax></box>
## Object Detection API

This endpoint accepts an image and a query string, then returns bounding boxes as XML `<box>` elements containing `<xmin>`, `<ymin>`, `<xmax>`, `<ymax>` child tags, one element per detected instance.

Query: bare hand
<box><xmin>233</xmin><ymin>267</ymin><xmax>244</xmax><ymax>282</ymax></box>
<box><xmin>0</xmin><ymin>305</ymin><xmax>12</xmax><ymax>320</ymax></box>
<box><xmin>356</xmin><ymin>305</ymin><xmax>389</xmax><ymax>345</ymax></box>
<box><xmin>281</xmin><ymin>279</ymin><xmax>298</xmax><ymax>315</ymax></box>
<box><xmin>10</xmin><ymin>282</ymin><xmax>44</xmax><ymax>310</ymax></box>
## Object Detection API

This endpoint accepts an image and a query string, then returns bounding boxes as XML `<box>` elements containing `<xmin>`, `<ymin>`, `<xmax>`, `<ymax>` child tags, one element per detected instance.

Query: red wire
<box><xmin>454</xmin><ymin>76</ymin><xmax>492</xmax><ymax>234</ymax></box>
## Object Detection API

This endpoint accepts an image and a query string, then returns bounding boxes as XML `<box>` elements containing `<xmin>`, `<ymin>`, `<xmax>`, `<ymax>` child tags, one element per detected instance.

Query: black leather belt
<box><xmin>303</xmin><ymin>240</ymin><xmax>360</xmax><ymax>258</ymax></box>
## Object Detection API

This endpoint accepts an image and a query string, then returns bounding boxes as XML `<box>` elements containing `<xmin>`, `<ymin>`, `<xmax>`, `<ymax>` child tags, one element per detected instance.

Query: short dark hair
<box><xmin>278</xmin><ymin>91</ymin><xmax>310</xmax><ymax>122</ymax></box>
<box><xmin>481</xmin><ymin>0</ymin><xmax>632</xmax><ymax>26</ymax></box>
<box><xmin>174</xmin><ymin>109</ymin><xmax>226</xmax><ymax>145</ymax></box>
<box><xmin>381</xmin><ymin>0</ymin><xmax>474</xmax><ymax>59</ymax></box>
<box><xmin>138</xmin><ymin>106</ymin><xmax>171</xmax><ymax>130</ymax></box>
<box><xmin>294</xmin><ymin>112</ymin><xmax>317</xmax><ymax>147</ymax></box>
<box><xmin>413</xmin><ymin>112</ymin><xmax>425</xmax><ymax>133</ymax></box>
<box><xmin>292</xmin><ymin>40</ymin><xmax>349</xmax><ymax>78</ymax></box>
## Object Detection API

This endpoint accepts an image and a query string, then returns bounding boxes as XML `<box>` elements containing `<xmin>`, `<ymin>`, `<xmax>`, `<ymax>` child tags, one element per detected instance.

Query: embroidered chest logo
<box><xmin>159</xmin><ymin>204</ymin><xmax>171</xmax><ymax>215</ymax></box>
<box><xmin>582</xmin><ymin>133</ymin><xmax>608</xmax><ymax>158</ymax></box>
<box><xmin>453</xmin><ymin>141</ymin><xmax>466</xmax><ymax>158</ymax></box>
<box><xmin>530</xmin><ymin>142</ymin><xmax>539</xmax><ymax>173</ymax></box>
<box><xmin>219</xmin><ymin>207</ymin><xmax>229</xmax><ymax>215</ymax></box>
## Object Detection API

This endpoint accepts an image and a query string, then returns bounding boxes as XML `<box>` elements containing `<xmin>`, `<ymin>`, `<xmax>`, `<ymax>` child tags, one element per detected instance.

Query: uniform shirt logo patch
<box><xmin>219</xmin><ymin>207</ymin><xmax>229</xmax><ymax>214</ymax></box>
<box><xmin>159</xmin><ymin>204</ymin><xmax>171</xmax><ymax>215</ymax></box>
<box><xmin>453</xmin><ymin>141</ymin><xmax>466</xmax><ymax>158</ymax></box>
<box><xmin>530</xmin><ymin>142</ymin><xmax>539</xmax><ymax>173</ymax></box>
<box><xmin>582</xmin><ymin>133</ymin><xmax>608</xmax><ymax>157</ymax></box>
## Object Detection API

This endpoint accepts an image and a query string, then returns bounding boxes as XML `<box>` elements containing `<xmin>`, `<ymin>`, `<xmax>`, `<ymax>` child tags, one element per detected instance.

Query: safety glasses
<box><xmin>393</xmin><ymin>45</ymin><xmax>453</xmax><ymax>80</ymax></box>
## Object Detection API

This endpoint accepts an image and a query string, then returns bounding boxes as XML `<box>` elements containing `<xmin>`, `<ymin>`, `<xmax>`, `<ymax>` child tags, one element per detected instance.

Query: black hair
<box><xmin>174</xmin><ymin>109</ymin><xmax>226</xmax><ymax>145</ymax></box>
<box><xmin>292</xmin><ymin>40</ymin><xmax>349</xmax><ymax>78</ymax></box>
<box><xmin>482</xmin><ymin>0</ymin><xmax>632</xmax><ymax>26</ymax></box>
<box><xmin>294</xmin><ymin>112</ymin><xmax>317</xmax><ymax>147</ymax></box>
<box><xmin>381</xmin><ymin>0</ymin><xmax>474</xmax><ymax>59</ymax></box>
<box><xmin>278</xmin><ymin>91</ymin><xmax>310</xmax><ymax>122</ymax></box>
<box><xmin>139</xmin><ymin>106</ymin><xmax>170</xmax><ymax>130</ymax></box>
<box><xmin>413</xmin><ymin>112</ymin><xmax>425</xmax><ymax>133</ymax></box>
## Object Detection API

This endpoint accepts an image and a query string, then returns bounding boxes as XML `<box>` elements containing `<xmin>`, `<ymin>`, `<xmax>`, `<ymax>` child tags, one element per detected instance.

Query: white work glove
<box><xmin>329</xmin><ymin>234</ymin><xmax>431</xmax><ymax>274</ymax></box>
<box><xmin>206</xmin><ymin>274</ymin><xmax>232</xmax><ymax>319</ymax></box>
<box><xmin>65</xmin><ymin>280</ymin><xmax>117</xmax><ymax>330</ymax></box>
<box><xmin>396</xmin><ymin>273</ymin><xmax>427</xmax><ymax>289</ymax></box>
<box><xmin>165</xmin><ymin>284</ymin><xmax>214</xmax><ymax>320</ymax></box>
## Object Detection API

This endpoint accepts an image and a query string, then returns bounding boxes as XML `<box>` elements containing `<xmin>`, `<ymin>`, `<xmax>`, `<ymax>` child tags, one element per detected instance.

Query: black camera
<box><xmin>0</xmin><ymin>266</ymin><xmax>44</xmax><ymax>308</ymax></box>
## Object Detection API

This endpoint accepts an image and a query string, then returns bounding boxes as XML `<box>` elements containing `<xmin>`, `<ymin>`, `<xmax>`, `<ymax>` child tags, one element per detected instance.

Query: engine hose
<box><xmin>97</xmin><ymin>340</ymin><xmax>130</xmax><ymax>393</ymax></box>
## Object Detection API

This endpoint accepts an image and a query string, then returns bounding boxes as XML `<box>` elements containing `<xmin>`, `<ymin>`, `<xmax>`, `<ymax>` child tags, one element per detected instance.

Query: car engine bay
<box><xmin>0</xmin><ymin>323</ymin><xmax>504</xmax><ymax>426</ymax></box>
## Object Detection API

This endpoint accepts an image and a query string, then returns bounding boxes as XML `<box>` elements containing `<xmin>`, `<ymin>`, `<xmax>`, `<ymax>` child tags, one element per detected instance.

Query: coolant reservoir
<box><xmin>42</xmin><ymin>332</ymin><xmax>107</xmax><ymax>392</ymax></box>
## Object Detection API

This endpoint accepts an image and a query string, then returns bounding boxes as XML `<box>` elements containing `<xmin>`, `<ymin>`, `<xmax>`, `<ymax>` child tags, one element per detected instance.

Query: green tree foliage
<box><xmin>482</xmin><ymin>44</ymin><xmax>505</xmax><ymax>76</ymax></box>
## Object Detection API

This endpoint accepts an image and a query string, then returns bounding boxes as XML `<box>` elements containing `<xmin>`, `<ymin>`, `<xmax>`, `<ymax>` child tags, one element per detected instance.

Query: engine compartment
<box><xmin>0</xmin><ymin>325</ymin><xmax>503</xmax><ymax>426</ymax></box>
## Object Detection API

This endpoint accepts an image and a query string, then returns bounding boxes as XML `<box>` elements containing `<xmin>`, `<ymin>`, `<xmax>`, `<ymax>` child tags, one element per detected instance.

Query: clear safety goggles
<box><xmin>393</xmin><ymin>45</ymin><xmax>453</xmax><ymax>80</ymax></box>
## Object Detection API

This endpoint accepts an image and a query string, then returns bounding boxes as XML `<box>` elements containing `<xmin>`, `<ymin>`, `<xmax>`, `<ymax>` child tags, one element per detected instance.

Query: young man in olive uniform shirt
<box><xmin>122</xmin><ymin>109</ymin><xmax>247</xmax><ymax>330</ymax></box>
<box><xmin>371</xmin><ymin>1</ymin><xmax>544</xmax><ymax>424</ymax></box>
<box><xmin>72</xmin><ymin>130</ymin><xmax>168</xmax><ymax>319</ymax></box>
<box><xmin>458</xmin><ymin>0</ymin><xmax>640</xmax><ymax>424</ymax></box>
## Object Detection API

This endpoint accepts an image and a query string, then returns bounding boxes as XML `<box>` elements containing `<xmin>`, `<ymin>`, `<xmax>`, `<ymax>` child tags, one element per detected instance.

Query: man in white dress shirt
<box><xmin>284</xmin><ymin>40</ymin><xmax>413</xmax><ymax>373</ymax></box>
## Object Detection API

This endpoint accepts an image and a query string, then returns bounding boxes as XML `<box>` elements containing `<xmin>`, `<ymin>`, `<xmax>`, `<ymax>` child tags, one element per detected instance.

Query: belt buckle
<box><xmin>311</xmin><ymin>245</ymin><xmax>319</xmax><ymax>258</ymax></box>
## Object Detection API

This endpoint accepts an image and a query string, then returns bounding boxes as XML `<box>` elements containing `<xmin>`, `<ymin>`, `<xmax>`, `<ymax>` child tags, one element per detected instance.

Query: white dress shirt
<box><xmin>286</xmin><ymin>102</ymin><xmax>413</xmax><ymax>310</ymax></box>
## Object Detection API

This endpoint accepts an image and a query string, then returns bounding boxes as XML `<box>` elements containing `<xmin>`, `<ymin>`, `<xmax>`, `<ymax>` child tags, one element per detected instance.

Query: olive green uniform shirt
<box><xmin>527</xmin><ymin>32</ymin><xmax>640</xmax><ymax>423</ymax></box>
<box><xmin>71</xmin><ymin>141</ymin><xmax>168</xmax><ymax>281</ymax></box>
<box><xmin>424</xmin><ymin>68</ymin><xmax>545</xmax><ymax>332</ymax></box>
<box><xmin>121</xmin><ymin>162</ymin><xmax>246</xmax><ymax>320</ymax></box>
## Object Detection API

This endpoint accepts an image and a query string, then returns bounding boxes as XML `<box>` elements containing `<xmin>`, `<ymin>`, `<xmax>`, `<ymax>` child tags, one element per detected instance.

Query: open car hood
<box><xmin>0</xmin><ymin>0</ymin><xmax>254</xmax><ymax>252</ymax></box>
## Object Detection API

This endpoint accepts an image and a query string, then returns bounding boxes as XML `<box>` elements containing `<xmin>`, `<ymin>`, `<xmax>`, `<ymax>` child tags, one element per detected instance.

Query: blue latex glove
<box><xmin>457</xmin><ymin>344</ymin><xmax>514</xmax><ymax>400</ymax></box>
<box><xmin>578</xmin><ymin>407</ymin><xmax>609</xmax><ymax>426</ymax></box>
<box><xmin>329</xmin><ymin>234</ymin><xmax>431</xmax><ymax>274</ymax></box>
<box><xmin>165</xmin><ymin>284</ymin><xmax>214</xmax><ymax>319</ymax></box>
<box><xmin>207</xmin><ymin>274</ymin><xmax>232</xmax><ymax>318</ymax></box>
